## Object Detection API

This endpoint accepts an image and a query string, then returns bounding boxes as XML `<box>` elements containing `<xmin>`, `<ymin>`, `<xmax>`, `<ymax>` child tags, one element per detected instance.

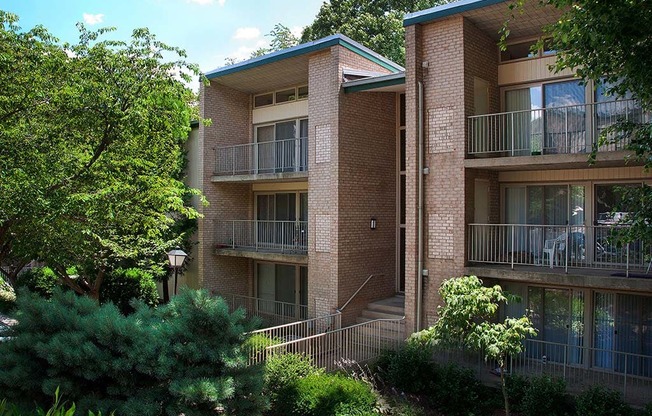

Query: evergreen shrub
<box><xmin>521</xmin><ymin>375</ymin><xmax>572</xmax><ymax>416</ymax></box>
<box><xmin>575</xmin><ymin>386</ymin><xmax>632</xmax><ymax>416</ymax></box>
<box><xmin>430</xmin><ymin>363</ymin><xmax>498</xmax><ymax>416</ymax></box>
<box><xmin>0</xmin><ymin>288</ymin><xmax>265</xmax><ymax>415</ymax></box>
<box><xmin>375</xmin><ymin>343</ymin><xmax>435</xmax><ymax>394</ymax></box>
<box><xmin>264</xmin><ymin>352</ymin><xmax>321</xmax><ymax>409</ymax></box>
<box><xmin>274</xmin><ymin>373</ymin><xmax>377</xmax><ymax>416</ymax></box>
<box><xmin>15</xmin><ymin>267</ymin><xmax>59</xmax><ymax>298</ymax></box>
<box><xmin>99</xmin><ymin>268</ymin><xmax>158</xmax><ymax>314</ymax></box>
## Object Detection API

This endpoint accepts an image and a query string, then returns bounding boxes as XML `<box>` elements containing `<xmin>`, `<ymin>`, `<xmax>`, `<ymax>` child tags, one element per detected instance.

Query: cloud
<box><xmin>290</xmin><ymin>26</ymin><xmax>303</xmax><ymax>39</ymax></box>
<box><xmin>82</xmin><ymin>13</ymin><xmax>104</xmax><ymax>25</ymax></box>
<box><xmin>233</xmin><ymin>27</ymin><xmax>261</xmax><ymax>41</ymax></box>
<box><xmin>186</xmin><ymin>0</ymin><xmax>225</xmax><ymax>5</ymax></box>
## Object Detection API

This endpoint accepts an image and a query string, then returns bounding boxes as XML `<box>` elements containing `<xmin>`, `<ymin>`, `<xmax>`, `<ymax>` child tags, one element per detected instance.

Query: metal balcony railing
<box><xmin>217</xmin><ymin>292</ymin><xmax>311</xmax><ymax>328</ymax></box>
<box><xmin>468</xmin><ymin>223</ymin><xmax>651</xmax><ymax>275</ymax></box>
<box><xmin>214</xmin><ymin>137</ymin><xmax>308</xmax><ymax>175</ymax></box>
<box><xmin>216</xmin><ymin>220</ymin><xmax>308</xmax><ymax>254</ymax></box>
<box><xmin>468</xmin><ymin>99</ymin><xmax>648</xmax><ymax>156</ymax></box>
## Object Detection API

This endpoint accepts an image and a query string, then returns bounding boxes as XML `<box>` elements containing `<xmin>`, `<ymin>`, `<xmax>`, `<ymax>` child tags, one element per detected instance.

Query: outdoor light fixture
<box><xmin>167</xmin><ymin>247</ymin><xmax>188</xmax><ymax>295</ymax></box>
<box><xmin>370</xmin><ymin>217</ymin><xmax>377</xmax><ymax>230</ymax></box>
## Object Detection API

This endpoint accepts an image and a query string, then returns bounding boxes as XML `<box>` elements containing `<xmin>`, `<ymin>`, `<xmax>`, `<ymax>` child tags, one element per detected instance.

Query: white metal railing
<box><xmin>214</xmin><ymin>137</ymin><xmax>308</xmax><ymax>175</ymax></box>
<box><xmin>218</xmin><ymin>293</ymin><xmax>309</xmax><ymax>327</ymax></box>
<box><xmin>468</xmin><ymin>99</ymin><xmax>648</xmax><ymax>156</ymax></box>
<box><xmin>216</xmin><ymin>220</ymin><xmax>308</xmax><ymax>254</ymax></box>
<box><xmin>468</xmin><ymin>223</ymin><xmax>651</xmax><ymax>274</ymax></box>
<box><xmin>436</xmin><ymin>338</ymin><xmax>652</xmax><ymax>406</ymax></box>
<box><xmin>261</xmin><ymin>317</ymin><xmax>406</xmax><ymax>371</ymax></box>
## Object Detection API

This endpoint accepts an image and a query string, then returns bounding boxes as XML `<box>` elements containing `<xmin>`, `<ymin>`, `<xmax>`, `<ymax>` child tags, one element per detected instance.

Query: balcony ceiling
<box><xmin>463</xmin><ymin>1</ymin><xmax>564</xmax><ymax>41</ymax></box>
<box><xmin>209</xmin><ymin>54</ymin><xmax>309</xmax><ymax>94</ymax></box>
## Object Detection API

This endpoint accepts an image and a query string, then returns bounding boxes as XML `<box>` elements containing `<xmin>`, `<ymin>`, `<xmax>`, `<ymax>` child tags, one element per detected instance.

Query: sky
<box><xmin>2</xmin><ymin>0</ymin><xmax>326</xmax><ymax>77</ymax></box>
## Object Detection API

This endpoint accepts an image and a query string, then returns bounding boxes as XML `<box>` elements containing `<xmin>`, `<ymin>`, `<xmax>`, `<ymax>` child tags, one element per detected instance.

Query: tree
<box><xmin>301</xmin><ymin>0</ymin><xmax>452</xmax><ymax>65</ymax></box>
<box><xmin>250</xmin><ymin>23</ymin><xmax>300</xmax><ymax>58</ymax></box>
<box><xmin>0</xmin><ymin>12</ymin><xmax>203</xmax><ymax>298</ymax></box>
<box><xmin>0</xmin><ymin>288</ymin><xmax>266</xmax><ymax>415</ymax></box>
<box><xmin>411</xmin><ymin>276</ymin><xmax>536</xmax><ymax>416</ymax></box>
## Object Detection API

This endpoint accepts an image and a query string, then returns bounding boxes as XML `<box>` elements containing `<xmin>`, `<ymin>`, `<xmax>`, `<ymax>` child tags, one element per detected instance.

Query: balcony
<box><xmin>467</xmin><ymin>99</ymin><xmax>648</xmax><ymax>158</ymax></box>
<box><xmin>468</xmin><ymin>223</ymin><xmax>652</xmax><ymax>276</ymax></box>
<box><xmin>213</xmin><ymin>137</ymin><xmax>308</xmax><ymax>180</ymax></box>
<box><xmin>216</xmin><ymin>220</ymin><xmax>308</xmax><ymax>261</ymax></box>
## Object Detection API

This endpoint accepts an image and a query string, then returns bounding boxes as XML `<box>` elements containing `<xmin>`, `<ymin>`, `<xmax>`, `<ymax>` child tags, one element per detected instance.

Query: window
<box><xmin>254</xmin><ymin>85</ymin><xmax>309</xmax><ymax>108</ymax></box>
<box><xmin>500</xmin><ymin>38</ymin><xmax>554</xmax><ymax>63</ymax></box>
<box><xmin>255</xmin><ymin>118</ymin><xmax>308</xmax><ymax>173</ymax></box>
<box><xmin>257</xmin><ymin>263</ymin><xmax>308</xmax><ymax>319</ymax></box>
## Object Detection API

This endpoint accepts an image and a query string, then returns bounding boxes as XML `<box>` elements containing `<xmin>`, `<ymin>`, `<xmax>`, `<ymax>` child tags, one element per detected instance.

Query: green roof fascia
<box><xmin>404</xmin><ymin>0</ymin><xmax>506</xmax><ymax>27</ymax></box>
<box><xmin>204</xmin><ymin>34</ymin><xmax>403</xmax><ymax>80</ymax></box>
<box><xmin>343</xmin><ymin>76</ymin><xmax>405</xmax><ymax>93</ymax></box>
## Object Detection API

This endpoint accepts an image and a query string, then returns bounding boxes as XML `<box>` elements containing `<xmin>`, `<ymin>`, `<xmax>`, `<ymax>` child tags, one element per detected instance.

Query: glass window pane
<box><xmin>276</xmin><ymin>88</ymin><xmax>296</xmax><ymax>104</ymax></box>
<box><xmin>298</xmin><ymin>86</ymin><xmax>308</xmax><ymax>99</ymax></box>
<box><xmin>400</xmin><ymin>175</ymin><xmax>406</xmax><ymax>225</ymax></box>
<box><xmin>500</xmin><ymin>40</ymin><xmax>538</xmax><ymax>61</ymax></box>
<box><xmin>254</xmin><ymin>93</ymin><xmax>273</xmax><ymax>107</ymax></box>
<box><xmin>276</xmin><ymin>121</ymin><xmax>296</xmax><ymax>141</ymax></box>
<box><xmin>399</xmin><ymin>93</ymin><xmax>406</xmax><ymax>127</ymax></box>
<box><xmin>400</xmin><ymin>129</ymin><xmax>406</xmax><ymax>171</ymax></box>
<box><xmin>299</xmin><ymin>119</ymin><xmax>308</xmax><ymax>138</ymax></box>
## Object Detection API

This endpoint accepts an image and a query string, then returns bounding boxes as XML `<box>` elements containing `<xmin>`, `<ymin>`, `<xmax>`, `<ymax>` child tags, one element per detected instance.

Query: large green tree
<box><xmin>0</xmin><ymin>12</ymin><xmax>202</xmax><ymax>298</ymax></box>
<box><xmin>301</xmin><ymin>0</ymin><xmax>452</xmax><ymax>65</ymax></box>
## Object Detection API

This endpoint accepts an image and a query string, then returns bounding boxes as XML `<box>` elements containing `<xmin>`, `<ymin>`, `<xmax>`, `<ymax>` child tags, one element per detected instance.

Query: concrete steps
<box><xmin>356</xmin><ymin>294</ymin><xmax>405</xmax><ymax>324</ymax></box>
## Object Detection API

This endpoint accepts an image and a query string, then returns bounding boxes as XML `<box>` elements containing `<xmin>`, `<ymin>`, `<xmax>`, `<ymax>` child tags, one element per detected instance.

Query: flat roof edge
<box><xmin>343</xmin><ymin>72</ymin><xmax>406</xmax><ymax>93</ymax></box>
<box><xmin>404</xmin><ymin>0</ymin><xmax>507</xmax><ymax>27</ymax></box>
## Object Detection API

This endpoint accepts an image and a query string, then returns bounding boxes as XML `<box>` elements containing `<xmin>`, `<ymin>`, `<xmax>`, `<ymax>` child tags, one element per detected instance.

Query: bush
<box><xmin>375</xmin><ymin>343</ymin><xmax>436</xmax><ymax>394</ymax></box>
<box><xmin>430</xmin><ymin>363</ymin><xmax>498</xmax><ymax>416</ymax></box>
<box><xmin>0</xmin><ymin>280</ymin><xmax>15</xmax><ymax>314</ymax></box>
<box><xmin>505</xmin><ymin>374</ymin><xmax>531</xmax><ymax>414</ymax></box>
<box><xmin>264</xmin><ymin>352</ymin><xmax>321</xmax><ymax>408</ymax></box>
<box><xmin>575</xmin><ymin>386</ymin><xmax>632</xmax><ymax>416</ymax></box>
<box><xmin>15</xmin><ymin>267</ymin><xmax>60</xmax><ymax>298</ymax></box>
<box><xmin>275</xmin><ymin>373</ymin><xmax>377</xmax><ymax>416</ymax></box>
<box><xmin>521</xmin><ymin>376</ymin><xmax>572</xmax><ymax>416</ymax></box>
<box><xmin>99</xmin><ymin>268</ymin><xmax>158</xmax><ymax>314</ymax></box>
<box><xmin>0</xmin><ymin>288</ymin><xmax>265</xmax><ymax>415</ymax></box>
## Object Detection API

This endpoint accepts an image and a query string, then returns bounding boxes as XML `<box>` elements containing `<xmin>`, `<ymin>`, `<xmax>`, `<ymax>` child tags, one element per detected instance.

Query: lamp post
<box><xmin>167</xmin><ymin>247</ymin><xmax>188</xmax><ymax>296</ymax></box>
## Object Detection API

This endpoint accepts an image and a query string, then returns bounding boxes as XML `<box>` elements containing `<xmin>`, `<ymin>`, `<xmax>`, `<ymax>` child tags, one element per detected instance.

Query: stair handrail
<box><xmin>336</xmin><ymin>273</ymin><xmax>383</xmax><ymax>313</ymax></box>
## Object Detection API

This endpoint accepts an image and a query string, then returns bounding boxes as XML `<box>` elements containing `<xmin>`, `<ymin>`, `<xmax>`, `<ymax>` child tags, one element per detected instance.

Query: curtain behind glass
<box><xmin>506</xmin><ymin>88</ymin><xmax>537</xmax><ymax>155</ymax></box>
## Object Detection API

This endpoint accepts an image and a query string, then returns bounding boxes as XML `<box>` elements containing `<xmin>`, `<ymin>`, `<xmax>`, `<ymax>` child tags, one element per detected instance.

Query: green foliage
<box><xmin>411</xmin><ymin>276</ymin><xmax>536</xmax><ymax>416</ymax></box>
<box><xmin>275</xmin><ymin>373</ymin><xmax>377</xmax><ymax>416</ymax></box>
<box><xmin>250</xmin><ymin>24</ymin><xmax>300</xmax><ymax>58</ymax></box>
<box><xmin>520</xmin><ymin>376</ymin><xmax>571</xmax><ymax>416</ymax></box>
<box><xmin>98</xmin><ymin>268</ymin><xmax>158</xmax><ymax>315</ymax></box>
<box><xmin>0</xmin><ymin>288</ymin><xmax>265</xmax><ymax>415</ymax></box>
<box><xmin>301</xmin><ymin>0</ymin><xmax>453</xmax><ymax>65</ymax></box>
<box><xmin>375</xmin><ymin>342</ymin><xmax>435</xmax><ymax>394</ymax></box>
<box><xmin>643</xmin><ymin>402</ymin><xmax>652</xmax><ymax>416</ymax></box>
<box><xmin>0</xmin><ymin>387</ymin><xmax>109</xmax><ymax>416</ymax></box>
<box><xmin>575</xmin><ymin>386</ymin><xmax>632</xmax><ymax>416</ymax></box>
<box><xmin>505</xmin><ymin>374</ymin><xmax>530</xmax><ymax>414</ymax></box>
<box><xmin>264</xmin><ymin>352</ymin><xmax>322</xmax><ymax>409</ymax></box>
<box><xmin>0</xmin><ymin>12</ymin><xmax>204</xmax><ymax>298</ymax></box>
<box><xmin>14</xmin><ymin>267</ymin><xmax>60</xmax><ymax>298</ymax></box>
<box><xmin>0</xmin><ymin>277</ymin><xmax>15</xmax><ymax>314</ymax></box>
<box><xmin>430</xmin><ymin>363</ymin><xmax>498</xmax><ymax>416</ymax></box>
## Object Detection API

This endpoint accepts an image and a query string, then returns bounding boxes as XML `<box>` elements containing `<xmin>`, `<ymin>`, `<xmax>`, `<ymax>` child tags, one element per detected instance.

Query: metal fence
<box><xmin>219</xmin><ymin>293</ymin><xmax>309</xmax><ymax>327</ymax></box>
<box><xmin>468</xmin><ymin>99</ymin><xmax>648</xmax><ymax>156</ymax></box>
<box><xmin>468</xmin><ymin>223</ymin><xmax>651</xmax><ymax>274</ymax></box>
<box><xmin>216</xmin><ymin>220</ymin><xmax>308</xmax><ymax>254</ymax></box>
<box><xmin>436</xmin><ymin>338</ymin><xmax>652</xmax><ymax>406</ymax></box>
<box><xmin>214</xmin><ymin>137</ymin><xmax>308</xmax><ymax>175</ymax></box>
<box><xmin>260</xmin><ymin>317</ymin><xmax>406</xmax><ymax>372</ymax></box>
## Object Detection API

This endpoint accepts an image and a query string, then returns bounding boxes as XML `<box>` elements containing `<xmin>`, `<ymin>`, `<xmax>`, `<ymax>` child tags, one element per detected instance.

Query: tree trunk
<box><xmin>501</xmin><ymin>361</ymin><xmax>510</xmax><ymax>416</ymax></box>
<box><xmin>89</xmin><ymin>269</ymin><xmax>105</xmax><ymax>301</ymax></box>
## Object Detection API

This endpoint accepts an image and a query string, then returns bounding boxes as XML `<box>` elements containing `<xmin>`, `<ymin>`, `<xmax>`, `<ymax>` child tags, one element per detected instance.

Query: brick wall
<box><xmin>404</xmin><ymin>16</ymin><xmax>499</xmax><ymax>331</ymax></box>
<box><xmin>198</xmin><ymin>82</ymin><xmax>253</xmax><ymax>296</ymax></box>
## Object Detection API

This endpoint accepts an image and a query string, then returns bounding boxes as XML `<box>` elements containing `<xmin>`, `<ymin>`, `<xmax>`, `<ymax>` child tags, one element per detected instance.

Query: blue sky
<box><xmin>2</xmin><ymin>0</ymin><xmax>325</xmax><ymax>75</ymax></box>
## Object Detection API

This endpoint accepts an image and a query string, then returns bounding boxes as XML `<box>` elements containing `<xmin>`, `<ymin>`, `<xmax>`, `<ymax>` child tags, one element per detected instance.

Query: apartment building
<box><xmin>197</xmin><ymin>35</ymin><xmax>407</xmax><ymax>325</ymax></box>
<box><xmin>404</xmin><ymin>0</ymin><xmax>651</xmax><ymax>383</ymax></box>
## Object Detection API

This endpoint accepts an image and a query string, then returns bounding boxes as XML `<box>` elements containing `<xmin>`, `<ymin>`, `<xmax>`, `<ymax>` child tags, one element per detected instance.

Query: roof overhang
<box><xmin>343</xmin><ymin>72</ymin><xmax>406</xmax><ymax>93</ymax></box>
<box><xmin>404</xmin><ymin>0</ymin><xmax>563</xmax><ymax>41</ymax></box>
<box><xmin>203</xmin><ymin>34</ymin><xmax>404</xmax><ymax>94</ymax></box>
